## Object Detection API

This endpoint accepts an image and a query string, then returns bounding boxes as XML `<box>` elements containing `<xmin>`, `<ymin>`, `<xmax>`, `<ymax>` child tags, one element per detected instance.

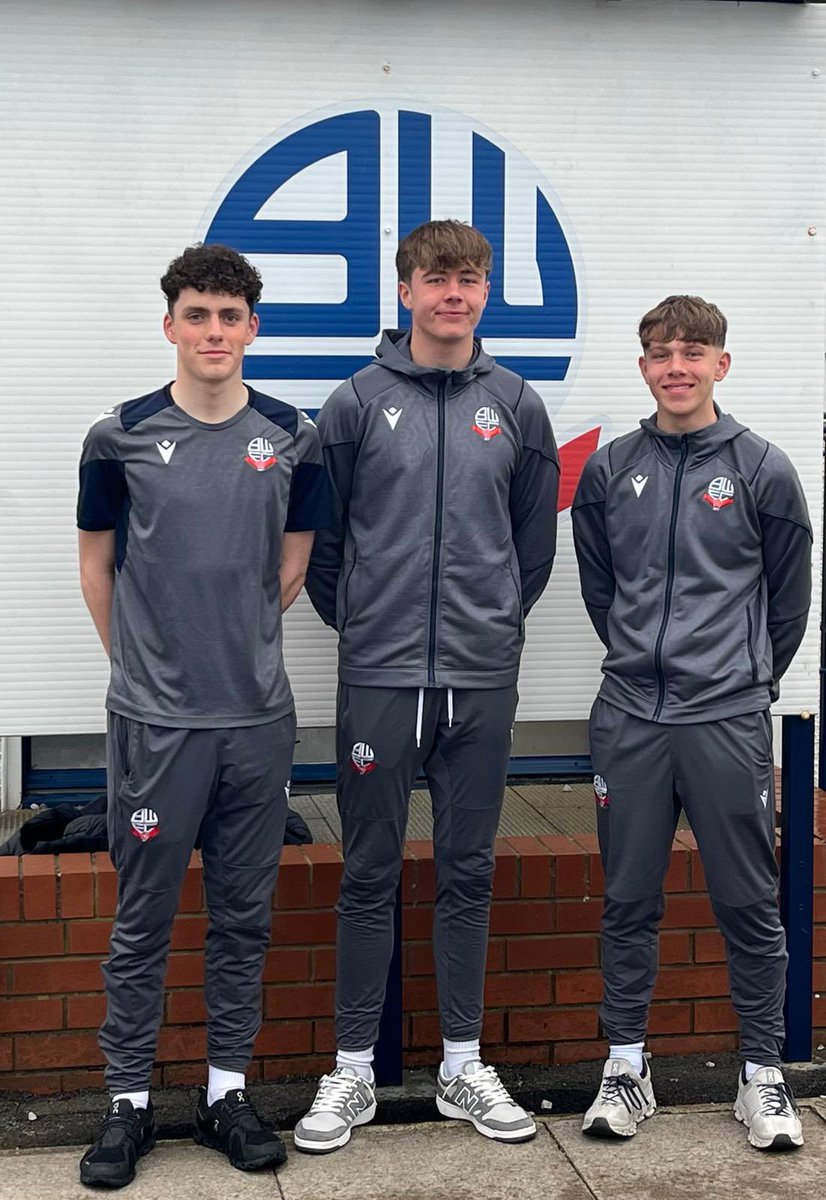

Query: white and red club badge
<box><xmin>471</xmin><ymin>406</ymin><xmax>501</xmax><ymax>441</ymax></box>
<box><xmin>130</xmin><ymin>808</ymin><xmax>160</xmax><ymax>842</ymax></box>
<box><xmin>703</xmin><ymin>476</ymin><xmax>735</xmax><ymax>510</ymax></box>
<box><xmin>350</xmin><ymin>742</ymin><xmax>376</xmax><ymax>775</ymax></box>
<box><xmin>244</xmin><ymin>437</ymin><xmax>278</xmax><ymax>471</ymax></box>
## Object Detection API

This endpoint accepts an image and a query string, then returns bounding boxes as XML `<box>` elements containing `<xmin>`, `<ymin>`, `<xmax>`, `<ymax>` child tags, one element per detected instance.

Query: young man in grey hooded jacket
<box><xmin>298</xmin><ymin>220</ymin><xmax>560</xmax><ymax>1152</ymax></box>
<box><xmin>572</xmin><ymin>295</ymin><xmax>812</xmax><ymax>1152</ymax></box>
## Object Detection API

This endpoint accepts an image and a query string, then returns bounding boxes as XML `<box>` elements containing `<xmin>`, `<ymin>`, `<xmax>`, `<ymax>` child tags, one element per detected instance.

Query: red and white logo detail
<box><xmin>593</xmin><ymin>775</ymin><xmax>610</xmax><ymax>808</ymax></box>
<box><xmin>130</xmin><ymin>808</ymin><xmax>160</xmax><ymax>842</ymax></box>
<box><xmin>244</xmin><ymin>437</ymin><xmax>277</xmax><ymax>471</ymax></box>
<box><xmin>472</xmin><ymin>406</ymin><xmax>501</xmax><ymax>441</ymax></box>
<box><xmin>350</xmin><ymin>742</ymin><xmax>376</xmax><ymax>775</ymax></box>
<box><xmin>703</xmin><ymin>476</ymin><xmax>734</xmax><ymax>510</ymax></box>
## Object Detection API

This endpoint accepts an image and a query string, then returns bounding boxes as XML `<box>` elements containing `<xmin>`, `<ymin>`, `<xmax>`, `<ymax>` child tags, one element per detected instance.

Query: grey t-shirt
<box><xmin>77</xmin><ymin>385</ymin><xmax>330</xmax><ymax>728</ymax></box>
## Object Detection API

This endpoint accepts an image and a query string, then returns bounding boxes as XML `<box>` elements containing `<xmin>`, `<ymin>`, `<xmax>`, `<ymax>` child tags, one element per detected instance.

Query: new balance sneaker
<box><xmin>734</xmin><ymin>1066</ymin><xmax>804</xmax><ymax>1151</ymax></box>
<box><xmin>293</xmin><ymin>1067</ymin><xmax>377</xmax><ymax>1153</ymax></box>
<box><xmin>435</xmin><ymin>1062</ymin><xmax>537</xmax><ymax>1142</ymax></box>
<box><xmin>194</xmin><ymin>1086</ymin><xmax>287</xmax><ymax>1171</ymax></box>
<box><xmin>582</xmin><ymin>1057</ymin><xmax>657</xmax><ymax>1138</ymax></box>
<box><xmin>79</xmin><ymin>1097</ymin><xmax>156</xmax><ymax>1189</ymax></box>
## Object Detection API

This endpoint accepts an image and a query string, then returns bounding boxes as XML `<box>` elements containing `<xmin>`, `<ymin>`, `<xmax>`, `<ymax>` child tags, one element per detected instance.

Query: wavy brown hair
<box><xmin>639</xmin><ymin>295</ymin><xmax>727</xmax><ymax>349</ymax></box>
<box><xmin>396</xmin><ymin>220</ymin><xmax>493</xmax><ymax>283</ymax></box>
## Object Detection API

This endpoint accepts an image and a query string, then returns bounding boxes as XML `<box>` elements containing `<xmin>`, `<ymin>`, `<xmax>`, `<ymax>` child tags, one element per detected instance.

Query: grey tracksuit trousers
<box><xmin>335</xmin><ymin>684</ymin><xmax>517</xmax><ymax>1051</ymax></box>
<box><xmin>100</xmin><ymin>711</ymin><xmax>296</xmax><ymax>1092</ymax></box>
<box><xmin>589</xmin><ymin>698</ymin><xmax>786</xmax><ymax>1065</ymax></box>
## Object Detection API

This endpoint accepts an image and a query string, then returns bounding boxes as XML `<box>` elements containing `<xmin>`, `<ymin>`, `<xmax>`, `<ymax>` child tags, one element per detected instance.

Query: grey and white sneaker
<box><xmin>293</xmin><ymin>1068</ymin><xmax>377</xmax><ymax>1154</ymax></box>
<box><xmin>436</xmin><ymin>1062</ymin><xmax>536</xmax><ymax>1142</ymax></box>
<box><xmin>734</xmin><ymin>1065</ymin><xmax>804</xmax><ymax>1151</ymax></box>
<box><xmin>582</xmin><ymin>1057</ymin><xmax>656</xmax><ymax>1138</ymax></box>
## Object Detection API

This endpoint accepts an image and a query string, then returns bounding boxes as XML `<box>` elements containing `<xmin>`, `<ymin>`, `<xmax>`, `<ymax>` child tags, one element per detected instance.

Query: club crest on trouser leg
<box><xmin>130</xmin><ymin>808</ymin><xmax>160</xmax><ymax>842</ymax></box>
<box><xmin>350</xmin><ymin>742</ymin><xmax>376</xmax><ymax>775</ymax></box>
<box><xmin>593</xmin><ymin>775</ymin><xmax>610</xmax><ymax>808</ymax></box>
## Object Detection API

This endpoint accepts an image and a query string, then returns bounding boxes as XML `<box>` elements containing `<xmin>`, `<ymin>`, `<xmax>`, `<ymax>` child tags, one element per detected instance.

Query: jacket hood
<box><xmin>639</xmin><ymin>405</ymin><xmax>749</xmax><ymax>461</ymax></box>
<box><xmin>374</xmin><ymin>329</ymin><xmax>496</xmax><ymax>386</ymax></box>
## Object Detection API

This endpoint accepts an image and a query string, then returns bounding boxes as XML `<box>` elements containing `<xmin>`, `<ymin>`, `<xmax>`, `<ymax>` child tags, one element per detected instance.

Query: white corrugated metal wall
<box><xmin>0</xmin><ymin>0</ymin><xmax>823</xmax><ymax>736</ymax></box>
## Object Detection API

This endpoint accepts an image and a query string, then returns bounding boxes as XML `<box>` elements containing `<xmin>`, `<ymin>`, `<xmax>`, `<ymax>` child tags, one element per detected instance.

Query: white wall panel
<box><xmin>1</xmin><ymin>0</ymin><xmax>823</xmax><ymax>732</ymax></box>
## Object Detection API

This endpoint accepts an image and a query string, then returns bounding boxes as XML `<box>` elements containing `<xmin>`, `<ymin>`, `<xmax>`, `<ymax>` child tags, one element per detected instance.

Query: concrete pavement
<box><xmin>2</xmin><ymin>1101</ymin><xmax>825</xmax><ymax>1200</ymax></box>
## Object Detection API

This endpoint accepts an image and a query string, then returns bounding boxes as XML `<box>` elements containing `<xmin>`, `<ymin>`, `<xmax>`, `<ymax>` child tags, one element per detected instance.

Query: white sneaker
<box><xmin>436</xmin><ymin>1062</ymin><xmax>536</xmax><ymax>1142</ymax></box>
<box><xmin>734</xmin><ymin>1066</ymin><xmax>804</xmax><ymax>1151</ymax></box>
<box><xmin>582</xmin><ymin>1057</ymin><xmax>656</xmax><ymax>1138</ymax></box>
<box><xmin>293</xmin><ymin>1068</ymin><xmax>377</xmax><ymax>1154</ymax></box>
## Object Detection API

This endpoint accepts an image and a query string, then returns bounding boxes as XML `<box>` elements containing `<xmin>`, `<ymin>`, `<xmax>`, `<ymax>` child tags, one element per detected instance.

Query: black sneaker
<box><xmin>79</xmin><ymin>1098</ymin><xmax>156</xmax><ymax>1189</ymax></box>
<box><xmin>194</xmin><ymin>1086</ymin><xmax>287</xmax><ymax>1171</ymax></box>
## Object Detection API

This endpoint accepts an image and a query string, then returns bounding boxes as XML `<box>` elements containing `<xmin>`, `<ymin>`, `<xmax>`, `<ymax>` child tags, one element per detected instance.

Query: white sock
<box><xmin>112</xmin><ymin>1091</ymin><xmax>149</xmax><ymax>1111</ymax></box>
<box><xmin>442</xmin><ymin>1038</ymin><xmax>482</xmax><ymax>1079</ymax></box>
<box><xmin>336</xmin><ymin>1046</ymin><xmax>375</xmax><ymax>1082</ymax></box>
<box><xmin>609</xmin><ymin>1042</ymin><xmax>645</xmax><ymax>1075</ymax></box>
<box><xmin>207</xmin><ymin>1065</ymin><xmax>245</xmax><ymax>1107</ymax></box>
<box><xmin>744</xmin><ymin>1061</ymin><xmax>764</xmax><ymax>1082</ymax></box>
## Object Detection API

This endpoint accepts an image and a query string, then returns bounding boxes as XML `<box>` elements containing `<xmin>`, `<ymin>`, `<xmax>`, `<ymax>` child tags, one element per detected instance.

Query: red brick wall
<box><xmin>1</xmin><ymin>835</ymin><xmax>825</xmax><ymax>1094</ymax></box>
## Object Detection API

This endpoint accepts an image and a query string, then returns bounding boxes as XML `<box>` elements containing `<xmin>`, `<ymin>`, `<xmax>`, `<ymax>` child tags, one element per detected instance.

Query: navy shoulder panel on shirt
<box><xmin>249</xmin><ymin>389</ymin><xmax>299</xmax><ymax>438</ymax></box>
<box><xmin>120</xmin><ymin>387</ymin><xmax>173</xmax><ymax>432</ymax></box>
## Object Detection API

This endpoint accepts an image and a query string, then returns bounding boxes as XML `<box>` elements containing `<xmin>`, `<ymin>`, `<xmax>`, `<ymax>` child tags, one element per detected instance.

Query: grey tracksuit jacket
<box><xmin>571</xmin><ymin>409</ymin><xmax>812</xmax><ymax>722</ymax></box>
<box><xmin>306</xmin><ymin>330</ymin><xmax>560</xmax><ymax>688</ymax></box>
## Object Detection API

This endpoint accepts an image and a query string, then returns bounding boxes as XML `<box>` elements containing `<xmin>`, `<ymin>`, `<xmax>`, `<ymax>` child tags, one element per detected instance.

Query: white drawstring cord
<box><xmin>447</xmin><ymin>687</ymin><xmax>454</xmax><ymax>729</ymax></box>
<box><xmin>415</xmin><ymin>687</ymin><xmax>424</xmax><ymax>748</ymax></box>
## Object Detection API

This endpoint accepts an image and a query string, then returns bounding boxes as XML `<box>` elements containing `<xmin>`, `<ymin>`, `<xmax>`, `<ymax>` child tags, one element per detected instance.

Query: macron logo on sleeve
<box><xmin>156</xmin><ymin>440</ymin><xmax>176</xmax><ymax>464</ymax></box>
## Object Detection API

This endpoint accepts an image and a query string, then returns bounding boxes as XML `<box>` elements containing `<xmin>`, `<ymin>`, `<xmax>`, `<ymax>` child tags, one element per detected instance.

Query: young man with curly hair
<box><xmin>76</xmin><ymin>244</ymin><xmax>329</xmax><ymax>1187</ymax></box>
<box><xmin>572</xmin><ymin>295</ymin><xmax>812</xmax><ymax>1151</ymax></box>
<box><xmin>298</xmin><ymin>220</ymin><xmax>560</xmax><ymax>1152</ymax></box>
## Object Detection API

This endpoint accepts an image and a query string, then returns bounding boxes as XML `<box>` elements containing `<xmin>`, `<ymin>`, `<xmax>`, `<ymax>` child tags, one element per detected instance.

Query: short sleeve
<box><xmin>77</xmin><ymin>414</ymin><xmax>128</xmax><ymax>531</ymax></box>
<box><xmin>285</xmin><ymin>411</ymin><xmax>332</xmax><ymax>532</ymax></box>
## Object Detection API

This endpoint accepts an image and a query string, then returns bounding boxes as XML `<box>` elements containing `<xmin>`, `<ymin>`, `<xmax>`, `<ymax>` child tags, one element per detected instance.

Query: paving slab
<box><xmin>0</xmin><ymin>1142</ymin><xmax>281</xmax><ymax>1200</ymax></box>
<box><xmin>277</xmin><ymin>1121</ymin><xmax>590</xmax><ymax>1200</ymax></box>
<box><xmin>550</xmin><ymin>1104</ymin><xmax>826</xmax><ymax>1200</ymax></box>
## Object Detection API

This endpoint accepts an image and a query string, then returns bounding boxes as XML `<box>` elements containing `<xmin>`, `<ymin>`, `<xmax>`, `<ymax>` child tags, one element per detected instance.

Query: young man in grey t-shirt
<box><xmin>76</xmin><ymin>244</ymin><xmax>329</xmax><ymax>1188</ymax></box>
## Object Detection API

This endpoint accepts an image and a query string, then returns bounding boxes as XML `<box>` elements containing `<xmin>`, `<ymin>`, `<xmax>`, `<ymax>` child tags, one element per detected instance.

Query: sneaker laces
<box><xmin>308</xmin><ymin>1072</ymin><xmax>366</xmax><ymax>1115</ymax></box>
<box><xmin>755</xmin><ymin>1080</ymin><xmax>799</xmax><ymax>1118</ymax></box>
<box><xmin>95</xmin><ymin>1103</ymin><xmax>146</xmax><ymax>1145</ymax></box>
<box><xmin>457</xmin><ymin>1065</ymin><xmax>513</xmax><ymax>1106</ymax></box>
<box><xmin>599</xmin><ymin>1073</ymin><xmax>648</xmax><ymax>1114</ymax></box>
<box><xmin>221</xmin><ymin>1090</ymin><xmax>266</xmax><ymax>1131</ymax></box>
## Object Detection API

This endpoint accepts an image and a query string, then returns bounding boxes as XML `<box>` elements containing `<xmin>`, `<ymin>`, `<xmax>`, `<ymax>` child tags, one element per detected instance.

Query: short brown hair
<box><xmin>639</xmin><ymin>295</ymin><xmax>727</xmax><ymax>349</ymax></box>
<box><xmin>396</xmin><ymin>220</ymin><xmax>493</xmax><ymax>283</ymax></box>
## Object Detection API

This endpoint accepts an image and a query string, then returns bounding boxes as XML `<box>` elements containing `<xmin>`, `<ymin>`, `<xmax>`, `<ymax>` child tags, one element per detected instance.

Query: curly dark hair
<box><xmin>160</xmin><ymin>243</ymin><xmax>263</xmax><ymax>314</ymax></box>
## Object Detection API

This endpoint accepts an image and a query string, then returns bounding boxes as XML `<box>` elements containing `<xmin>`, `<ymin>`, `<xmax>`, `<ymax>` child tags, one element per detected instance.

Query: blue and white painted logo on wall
<box><xmin>202</xmin><ymin>102</ymin><xmax>579</xmax><ymax>394</ymax></box>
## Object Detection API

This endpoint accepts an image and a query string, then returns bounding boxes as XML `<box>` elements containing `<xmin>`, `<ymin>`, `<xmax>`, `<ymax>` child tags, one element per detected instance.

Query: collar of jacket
<box><xmin>373</xmin><ymin>328</ymin><xmax>496</xmax><ymax>392</ymax></box>
<box><xmin>638</xmin><ymin>403</ymin><xmax>749</xmax><ymax>462</ymax></box>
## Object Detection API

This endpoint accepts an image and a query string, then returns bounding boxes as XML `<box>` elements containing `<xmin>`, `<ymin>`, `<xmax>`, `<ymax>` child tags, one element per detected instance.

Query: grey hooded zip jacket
<box><xmin>306</xmin><ymin>330</ymin><xmax>560</xmax><ymax>688</ymax></box>
<box><xmin>571</xmin><ymin>409</ymin><xmax>812</xmax><ymax>723</ymax></box>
